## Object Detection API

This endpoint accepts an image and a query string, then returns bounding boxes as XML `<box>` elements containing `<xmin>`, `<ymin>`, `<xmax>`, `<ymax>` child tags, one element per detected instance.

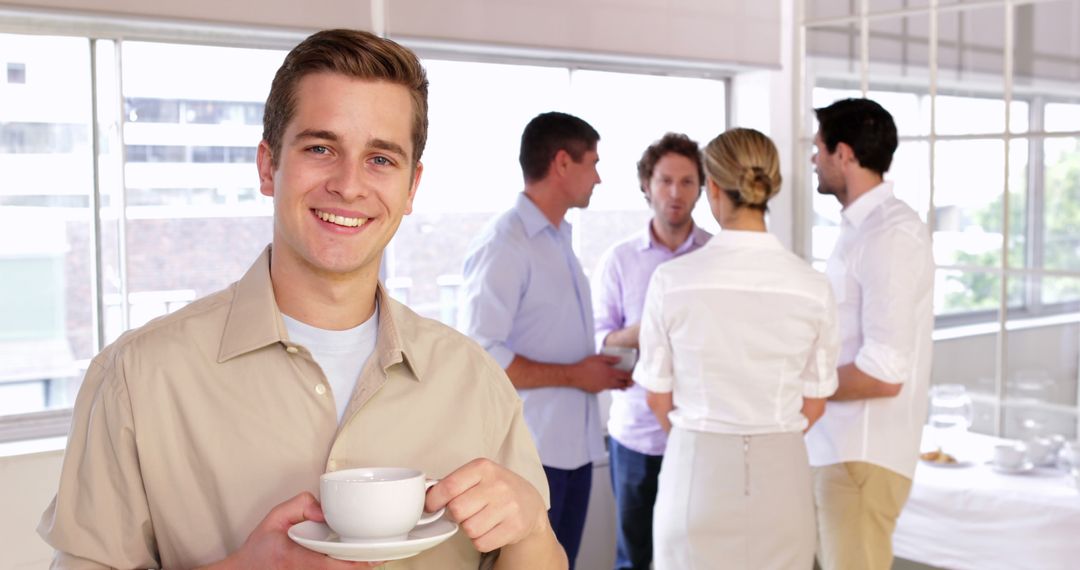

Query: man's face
<box><xmin>257</xmin><ymin>72</ymin><xmax>421</xmax><ymax>279</ymax></box>
<box><xmin>812</xmin><ymin>131</ymin><xmax>846</xmax><ymax>204</ymax></box>
<box><xmin>564</xmin><ymin>147</ymin><xmax>602</xmax><ymax>209</ymax></box>
<box><xmin>644</xmin><ymin>152</ymin><xmax>701</xmax><ymax>231</ymax></box>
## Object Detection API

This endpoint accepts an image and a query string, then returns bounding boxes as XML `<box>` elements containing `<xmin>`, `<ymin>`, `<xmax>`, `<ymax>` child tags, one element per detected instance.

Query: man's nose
<box><xmin>327</xmin><ymin>160</ymin><xmax>369</xmax><ymax>201</ymax></box>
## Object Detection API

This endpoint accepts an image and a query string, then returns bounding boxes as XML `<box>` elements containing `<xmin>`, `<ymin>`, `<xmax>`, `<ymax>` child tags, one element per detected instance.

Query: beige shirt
<box><xmin>38</xmin><ymin>246</ymin><xmax>548</xmax><ymax>569</ymax></box>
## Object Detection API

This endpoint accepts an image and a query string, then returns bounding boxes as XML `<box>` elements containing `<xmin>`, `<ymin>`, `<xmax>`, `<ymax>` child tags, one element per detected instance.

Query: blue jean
<box><xmin>609</xmin><ymin>438</ymin><xmax>664</xmax><ymax>570</ymax></box>
<box><xmin>544</xmin><ymin>463</ymin><xmax>593</xmax><ymax>570</ymax></box>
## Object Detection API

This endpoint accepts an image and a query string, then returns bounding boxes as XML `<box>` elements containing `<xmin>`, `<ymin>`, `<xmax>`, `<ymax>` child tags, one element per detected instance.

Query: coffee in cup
<box><xmin>993</xmin><ymin>442</ymin><xmax>1026</xmax><ymax>469</ymax></box>
<box><xmin>320</xmin><ymin>467</ymin><xmax>444</xmax><ymax>542</ymax></box>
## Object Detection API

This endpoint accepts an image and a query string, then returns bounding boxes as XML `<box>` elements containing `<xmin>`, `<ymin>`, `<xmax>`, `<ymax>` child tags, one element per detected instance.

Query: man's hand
<box><xmin>570</xmin><ymin>355</ymin><xmax>632</xmax><ymax>393</ymax></box>
<box><xmin>201</xmin><ymin>492</ymin><xmax>381</xmax><ymax>570</ymax></box>
<box><xmin>426</xmin><ymin>459</ymin><xmax>567</xmax><ymax>568</ymax></box>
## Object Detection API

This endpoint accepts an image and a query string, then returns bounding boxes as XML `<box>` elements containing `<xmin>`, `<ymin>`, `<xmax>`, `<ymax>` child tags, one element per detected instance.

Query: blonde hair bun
<box><xmin>703</xmin><ymin>128</ymin><xmax>782</xmax><ymax>210</ymax></box>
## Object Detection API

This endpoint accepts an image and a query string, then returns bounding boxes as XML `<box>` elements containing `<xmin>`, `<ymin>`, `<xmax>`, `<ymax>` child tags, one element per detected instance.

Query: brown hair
<box><xmin>703</xmin><ymin>128</ymin><xmax>781</xmax><ymax>211</ymax></box>
<box><xmin>519</xmin><ymin>112</ymin><xmax>600</xmax><ymax>183</ymax></box>
<box><xmin>636</xmin><ymin>132</ymin><xmax>704</xmax><ymax>194</ymax></box>
<box><xmin>262</xmin><ymin>29</ymin><xmax>429</xmax><ymax>164</ymax></box>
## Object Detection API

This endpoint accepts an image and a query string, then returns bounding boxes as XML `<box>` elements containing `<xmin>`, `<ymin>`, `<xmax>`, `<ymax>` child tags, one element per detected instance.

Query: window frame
<box><xmin>796</xmin><ymin>0</ymin><xmax>1080</xmax><ymax>437</ymax></box>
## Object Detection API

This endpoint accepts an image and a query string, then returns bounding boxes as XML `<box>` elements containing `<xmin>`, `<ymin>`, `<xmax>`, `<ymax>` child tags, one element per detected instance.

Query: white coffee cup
<box><xmin>1060</xmin><ymin>441</ymin><xmax>1080</xmax><ymax>469</ymax></box>
<box><xmin>601</xmin><ymin>346</ymin><xmax>638</xmax><ymax>372</ymax></box>
<box><xmin>993</xmin><ymin>442</ymin><xmax>1027</xmax><ymax>469</ymax></box>
<box><xmin>320</xmin><ymin>467</ymin><xmax>444</xmax><ymax>542</ymax></box>
<box><xmin>1026</xmin><ymin>436</ymin><xmax>1056</xmax><ymax>466</ymax></box>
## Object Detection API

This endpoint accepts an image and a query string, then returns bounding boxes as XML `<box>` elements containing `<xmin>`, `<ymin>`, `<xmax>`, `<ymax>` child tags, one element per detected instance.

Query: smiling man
<box><xmin>39</xmin><ymin>29</ymin><xmax>565</xmax><ymax>570</ymax></box>
<box><xmin>591</xmin><ymin>132</ymin><xmax>710</xmax><ymax>570</ymax></box>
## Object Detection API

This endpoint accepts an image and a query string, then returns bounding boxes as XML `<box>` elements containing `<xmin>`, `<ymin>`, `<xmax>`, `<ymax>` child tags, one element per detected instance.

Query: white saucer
<box><xmin>921</xmin><ymin>458</ymin><xmax>974</xmax><ymax>468</ymax></box>
<box><xmin>288</xmin><ymin>519</ymin><xmax>458</xmax><ymax>562</ymax></box>
<box><xmin>989</xmin><ymin>460</ymin><xmax>1035</xmax><ymax>474</ymax></box>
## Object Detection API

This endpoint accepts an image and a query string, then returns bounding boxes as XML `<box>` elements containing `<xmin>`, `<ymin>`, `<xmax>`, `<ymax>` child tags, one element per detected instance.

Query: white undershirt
<box><xmin>282</xmin><ymin>303</ymin><xmax>379</xmax><ymax>422</ymax></box>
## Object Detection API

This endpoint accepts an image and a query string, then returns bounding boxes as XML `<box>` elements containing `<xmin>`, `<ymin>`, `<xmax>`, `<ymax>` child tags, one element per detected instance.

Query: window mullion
<box><xmin>1028</xmin><ymin>97</ymin><xmax>1046</xmax><ymax>316</ymax></box>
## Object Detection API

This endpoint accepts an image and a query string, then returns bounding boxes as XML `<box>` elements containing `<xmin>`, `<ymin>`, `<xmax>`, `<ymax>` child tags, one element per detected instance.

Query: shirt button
<box><xmin>315</xmin><ymin>384</ymin><xmax>327</xmax><ymax>396</ymax></box>
<box><xmin>285</xmin><ymin>346</ymin><xmax>299</xmax><ymax>354</ymax></box>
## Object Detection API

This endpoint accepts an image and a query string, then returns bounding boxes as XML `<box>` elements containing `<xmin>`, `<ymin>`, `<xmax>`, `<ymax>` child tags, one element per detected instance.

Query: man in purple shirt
<box><xmin>592</xmin><ymin>132</ymin><xmax>711</xmax><ymax>570</ymax></box>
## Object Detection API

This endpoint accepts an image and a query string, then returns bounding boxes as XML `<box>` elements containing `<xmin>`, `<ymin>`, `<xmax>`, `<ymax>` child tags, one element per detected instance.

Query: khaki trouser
<box><xmin>813</xmin><ymin>462</ymin><xmax>912</xmax><ymax>570</ymax></box>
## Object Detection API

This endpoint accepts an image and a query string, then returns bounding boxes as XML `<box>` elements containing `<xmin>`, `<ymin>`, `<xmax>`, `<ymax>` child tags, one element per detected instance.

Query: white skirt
<box><xmin>653</xmin><ymin>427</ymin><xmax>816</xmax><ymax>570</ymax></box>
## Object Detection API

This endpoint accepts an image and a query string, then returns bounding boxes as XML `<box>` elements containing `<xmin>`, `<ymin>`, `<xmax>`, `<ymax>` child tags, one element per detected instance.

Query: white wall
<box><xmin>4</xmin><ymin>0</ymin><xmax>782</xmax><ymax>69</ymax></box>
<box><xmin>0</xmin><ymin>447</ymin><xmax>63</xmax><ymax>570</ymax></box>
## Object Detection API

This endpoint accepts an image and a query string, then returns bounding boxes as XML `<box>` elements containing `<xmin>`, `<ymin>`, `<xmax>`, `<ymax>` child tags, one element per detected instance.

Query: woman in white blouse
<box><xmin>635</xmin><ymin>128</ymin><xmax>840</xmax><ymax>569</ymax></box>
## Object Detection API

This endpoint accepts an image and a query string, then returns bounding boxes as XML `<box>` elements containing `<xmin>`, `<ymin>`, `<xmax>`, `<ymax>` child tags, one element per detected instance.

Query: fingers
<box><xmin>426</xmin><ymin>458</ymin><xmax>487</xmax><ymax>512</ymax></box>
<box><xmin>266</xmin><ymin>492</ymin><xmax>321</xmax><ymax>530</ymax></box>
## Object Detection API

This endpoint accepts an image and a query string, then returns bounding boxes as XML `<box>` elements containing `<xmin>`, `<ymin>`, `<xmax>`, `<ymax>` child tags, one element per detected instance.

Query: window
<box><xmin>384</xmin><ymin>59</ymin><xmax>726</xmax><ymax>324</ymax></box>
<box><xmin>800</xmin><ymin>0</ymin><xmax>1080</xmax><ymax>439</ymax></box>
<box><xmin>0</xmin><ymin>35</ymin><xmax>93</xmax><ymax>429</ymax></box>
<box><xmin>0</xmin><ymin>33</ymin><xmax>287</xmax><ymax>442</ymax></box>
<box><xmin>0</xmin><ymin>27</ymin><xmax>729</xmax><ymax>441</ymax></box>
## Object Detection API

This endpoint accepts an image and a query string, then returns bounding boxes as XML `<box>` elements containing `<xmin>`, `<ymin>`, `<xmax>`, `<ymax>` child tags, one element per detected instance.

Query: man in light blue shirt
<box><xmin>461</xmin><ymin>111</ymin><xmax>632</xmax><ymax>568</ymax></box>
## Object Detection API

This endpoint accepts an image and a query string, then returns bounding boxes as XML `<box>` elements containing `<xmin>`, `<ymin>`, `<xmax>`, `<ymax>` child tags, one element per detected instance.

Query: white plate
<box><xmin>989</xmin><ymin>461</ymin><xmax>1035</xmax><ymax>475</ymax></box>
<box><xmin>288</xmin><ymin>518</ymin><xmax>458</xmax><ymax>562</ymax></box>
<box><xmin>920</xmin><ymin>458</ymin><xmax>974</xmax><ymax>468</ymax></box>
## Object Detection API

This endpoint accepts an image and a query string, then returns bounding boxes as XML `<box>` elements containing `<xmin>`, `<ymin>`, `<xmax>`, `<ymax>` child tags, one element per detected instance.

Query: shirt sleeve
<box><xmin>633</xmin><ymin>270</ymin><xmax>673</xmax><ymax>393</ymax></box>
<box><xmin>853</xmin><ymin>225</ymin><xmax>932</xmax><ymax>385</ymax></box>
<box><xmin>38</xmin><ymin>350</ymin><xmax>159</xmax><ymax>569</ymax></box>
<box><xmin>802</xmin><ymin>285</ymin><xmax>841</xmax><ymax>398</ymax></box>
<box><xmin>591</xmin><ymin>247</ymin><xmax>625</xmax><ymax>349</ymax></box>
<box><xmin>459</xmin><ymin>236</ymin><xmax>528</xmax><ymax>369</ymax></box>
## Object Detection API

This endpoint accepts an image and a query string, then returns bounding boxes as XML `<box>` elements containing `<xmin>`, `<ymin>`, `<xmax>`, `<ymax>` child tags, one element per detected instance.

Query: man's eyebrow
<box><xmin>293</xmin><ymin>129</ymin><xmax>339</xmax><ymax>142</ymax></box>
<box><xmin>369</xmin><ymin>138</ymin><xmax>409</xmax><ymax>160</ymax></box>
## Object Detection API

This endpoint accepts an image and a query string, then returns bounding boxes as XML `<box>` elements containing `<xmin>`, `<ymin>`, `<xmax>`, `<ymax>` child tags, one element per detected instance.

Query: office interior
<box><xmin>2</xmin><ymin>0</ymin><xmax>1079</xmax><ymax>568</ymax></box>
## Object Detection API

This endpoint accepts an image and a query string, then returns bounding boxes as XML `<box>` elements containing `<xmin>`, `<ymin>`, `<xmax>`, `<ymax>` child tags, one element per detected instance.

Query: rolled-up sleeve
<box><xmin>802</xmin><ymin>287</ymin><xmax>841</xmax><ymax>398</ymax></box>
<box><xmin>633</xmin><ymin>270</ymin><xmax>673</xmax><ymax>393</ymax></box>
<box><xmin>591</xmin><ymin>248</ymin><xmax>624</xmax><ymax>349</ymax></box>
<box><xmin>38</xmin><ymin>351</ymin><xmax>159</xmax><ymax>569</ymax></box>
<box><xmin>853</xmin><ymin>227</ymin><xmax>930</xmax><ymax>384</ymax></box>
<box><xmin>460</xmin><ymin>237</ymin><xmax>527</xmax><ymax>369</ymax></box>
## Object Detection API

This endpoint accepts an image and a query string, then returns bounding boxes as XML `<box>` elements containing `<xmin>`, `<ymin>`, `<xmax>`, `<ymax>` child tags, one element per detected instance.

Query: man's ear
<box><xmin>256</xmin><ymin>141</ymin><xmax>276</xmax><ymax>197</ymax></box>
<box><xmin>403</xmin><ymin>161</ymin><xmax>423</xmax><ymax>215</ymax></box>
<box><xmin>835</xmin><ymin>141</ymin><xmax>857</xmax><ymax>166</ymax></box>
<box><xmin>552</xmin><ymin>149</ymin><xmax>572</xmax><ymax>178</ymax></box>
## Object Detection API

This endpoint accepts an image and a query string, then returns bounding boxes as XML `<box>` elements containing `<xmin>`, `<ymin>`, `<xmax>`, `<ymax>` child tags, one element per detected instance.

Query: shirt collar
<box><xmin>705</xmin><ymin>229</ymin><xmax>784</xmax><ymax>251</ymax></box>
<box><xmin>515</xmin><ymin>192</ymin><xmax>558</xmax><ymax>238</ymax></box>
<box><xmin>841</xmin><ymin>181</ymin><xmax>893</xmax><ymax>229</ymax></box>
<box><xmin>217</xmin><ymin>245</ymin><xmax>423</xmax><ymax>381</ymax></box>
<box><xmin>638</xmin><ymin>221</ymin><xmax>711</xmax><ymax>252</ymax></box>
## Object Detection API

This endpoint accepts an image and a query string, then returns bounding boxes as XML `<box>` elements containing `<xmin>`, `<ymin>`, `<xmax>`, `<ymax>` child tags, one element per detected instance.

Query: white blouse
<box><xmin>634</xmin><ymin>230</ymin><xmax>839</xmax><ymax>435</ymax></box>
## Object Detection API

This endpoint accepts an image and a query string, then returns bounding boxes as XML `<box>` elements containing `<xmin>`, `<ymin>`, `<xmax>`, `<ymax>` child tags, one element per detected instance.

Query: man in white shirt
<box><xmin>804</xmin><ymin>98</ymin><xmax>935</xmax><ymax>570</ymax></box>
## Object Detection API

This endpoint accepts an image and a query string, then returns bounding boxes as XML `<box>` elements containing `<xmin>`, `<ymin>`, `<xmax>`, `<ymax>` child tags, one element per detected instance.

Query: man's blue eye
<box><xmin>309</xmin><ymin>145</ymin><xmax>328</xmax><ymax>154</ymax></box>
<box><xmin>373</xmin><ymin>156</ymin><xmax>391</xmax><ymax>165</ymax></box>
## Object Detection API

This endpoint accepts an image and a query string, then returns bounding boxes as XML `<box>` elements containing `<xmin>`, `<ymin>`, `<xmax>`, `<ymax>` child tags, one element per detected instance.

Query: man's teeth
<box><xmin>316</xmin><ymin>210</ymin><xmax>368</xmax><ymax>228</ymax></box>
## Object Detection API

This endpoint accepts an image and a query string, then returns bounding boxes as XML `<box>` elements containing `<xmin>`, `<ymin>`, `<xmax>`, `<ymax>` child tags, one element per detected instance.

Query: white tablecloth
<box><xmin>894</xmin><ymin>429</ymin><xmax>1080</xmax><ymax>570</ymax></box>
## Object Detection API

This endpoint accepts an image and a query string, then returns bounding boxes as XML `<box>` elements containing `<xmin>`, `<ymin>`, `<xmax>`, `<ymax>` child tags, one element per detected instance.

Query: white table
<box><xmin>894</xmin><ymin>429</ymin><xmax>1080</xmax><ymax>570</ymax></box>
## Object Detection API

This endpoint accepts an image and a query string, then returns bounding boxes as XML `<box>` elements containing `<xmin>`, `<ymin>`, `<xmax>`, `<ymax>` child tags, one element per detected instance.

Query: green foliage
<box><xmin>945</xmin><ymin>138</ymin><xmax>1080</xmax><ymax>312</ymax></box>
